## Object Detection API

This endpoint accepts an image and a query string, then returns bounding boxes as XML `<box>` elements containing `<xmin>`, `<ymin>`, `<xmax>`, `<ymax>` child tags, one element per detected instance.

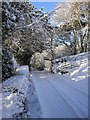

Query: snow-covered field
<box><xmin>29</xmin><ymin>52</ymin><xmax>89</xmax><ymax>118</ymax></box>
<box><xmin>0</xmin><ymin>66</ymin><xmax>30</xmax><ymax>119</ymax></box>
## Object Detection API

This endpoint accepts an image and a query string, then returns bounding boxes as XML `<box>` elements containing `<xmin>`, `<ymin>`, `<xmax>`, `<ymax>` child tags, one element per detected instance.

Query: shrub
<box><xmin>34</xmin><ymin>61</ymin><xmax>44</xmax><ymax>71</ymax></box>
<box><xmin>2</xmin><ymin>47</ymin><xmax>15</xmax><ymax>81</ymax></box>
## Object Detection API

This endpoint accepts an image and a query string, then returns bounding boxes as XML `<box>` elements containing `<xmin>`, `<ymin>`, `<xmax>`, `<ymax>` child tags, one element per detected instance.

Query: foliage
<box><xmin>34</xmin><ymin>62</ymin><xmax>44</xmax><ymax>71</ymax></box>
<box><xmin>2</xmin><ymin>2</ymin><xmax>35</xmax><ymax>80</ymax></box>
<box><xmin>2</xmin><ymin>47</ymin><xmax>15</xmax><ymax>81</ymax></box>
<box><xmin>52</xmin><ymin>1</ymin><xmax>89</xmax><ymax>55</ymax></box>
<box><xmin>2</xmin><ymin>2</ymin><xmax>51</xmax><ymax>68</ymax></box>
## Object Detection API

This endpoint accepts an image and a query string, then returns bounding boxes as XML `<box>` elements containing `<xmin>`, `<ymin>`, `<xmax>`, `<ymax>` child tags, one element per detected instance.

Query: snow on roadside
<box><xmin>0</xmin><ymin>65</ymin><xmax>30</xmax><ymax>119</ymax></box>
<box><xmin>27</xmin><ymin>77</ymin><xmax>43</xmax><ymax>118</ymax></box>
<box><xmin>16</xmin><ymin>66</ymin><xmax>30</xmax><ymax>79</ymax></box>
<box><xmin>53</xmin><ymin>52</ymin><xmax>89</xmax><ymax>81</ymax></box>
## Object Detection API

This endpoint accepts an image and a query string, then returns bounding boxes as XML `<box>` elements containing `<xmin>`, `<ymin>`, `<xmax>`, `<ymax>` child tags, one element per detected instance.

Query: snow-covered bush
<box><xmin>54</xmin><ymin>45</ymin><xmax>71</xmax><ymax>58</ymax></box>
<box><xmin>34</xmin><ymin>62</ymin><xmax>44</xmax><ymax>71</ymax></box>
<box><xmin>1</xmin><ymin>65</ymin><xmax>30</xmax><ymax>118</ymax></box>
<box><xmin>2</xmin><ymin>47</ymin><xmax>15</xmax><ymax>81</ymax></box>
<box><xmin>31</xmin><ymin>52</ymin><xmax>44</xmax><ymax>70</ymax></box>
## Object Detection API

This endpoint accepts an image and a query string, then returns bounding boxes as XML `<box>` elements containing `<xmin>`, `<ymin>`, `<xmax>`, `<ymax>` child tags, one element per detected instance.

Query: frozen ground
<box><xmin>28</xmin><ymin>52</ymin><xmax>89</xmax><ymax>118</ymax></box>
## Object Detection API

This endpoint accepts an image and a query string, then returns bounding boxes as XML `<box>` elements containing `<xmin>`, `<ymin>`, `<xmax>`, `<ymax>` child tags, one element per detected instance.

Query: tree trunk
<box><xmin>80</xmin><ymin>31</ymin><xmax>88</xmax><ymax>53</ymax></box>
<box><xmin>50</xmin><ymin>36</ymin><xmax>54</xmax><ymax>73</ymax></box>
<box><xmin>80</xmin><ymin>33</ymin><xmax>84</xmax><ymax>53</ymax></box>
<box><xmin>73</xmin><ymin>30</ymin><xmax>77</xmax><ymax>55</ymax></box>
<box><xmin>87</xmin><ymin>28</ymin><xmax>90</xmax><ymax>51</ymax></box>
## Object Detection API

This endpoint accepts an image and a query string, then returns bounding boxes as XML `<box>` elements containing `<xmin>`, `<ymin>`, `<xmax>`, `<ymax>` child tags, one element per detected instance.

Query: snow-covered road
<box><xmin>31</xmin><ymin>71</ymin><xmax>88</xmax><ymax>118</ymax></box>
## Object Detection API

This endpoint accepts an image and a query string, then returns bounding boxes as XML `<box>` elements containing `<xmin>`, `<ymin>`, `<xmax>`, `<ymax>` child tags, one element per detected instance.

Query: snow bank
<box><xmin>0</xmin><ymin>65</ymin><xmax>30</xmax><ymax>119</ymax></box>
<box><xmin>53</xmin><ymin>52</ymin><xmax>89</xmax><ymax>81</ymax></box>
<box><xmin>16</xmin><ymin>66</ymin><xmax>30</xmax><ymax>79</ymax></box>
<box><xmin>27</xmin><ymin>79</ymin><xmax>43</xmax><ymax>118</ymax></box>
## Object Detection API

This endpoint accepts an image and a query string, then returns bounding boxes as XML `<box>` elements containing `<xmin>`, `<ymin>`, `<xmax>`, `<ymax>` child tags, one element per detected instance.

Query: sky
<box><xmin>31</xmin><ymin>2</ymin><xmax>58</xmax><ymax>12</ymax></box>
<box><xmin>29</xmin><ymin>2</ymin><xmax>59</xmax><ymax>26</ymax></box>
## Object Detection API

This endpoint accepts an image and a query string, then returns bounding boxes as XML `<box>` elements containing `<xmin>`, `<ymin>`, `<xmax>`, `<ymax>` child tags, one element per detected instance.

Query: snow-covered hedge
<box><xmin>0</xmin><ymin>65</ymin><xmax>30</xmax><ymax>119</ymax></box>
<box><xmin>2</xmin><ymin>47</ymin><xmax>15</xmax><ymax>81</ymax></box>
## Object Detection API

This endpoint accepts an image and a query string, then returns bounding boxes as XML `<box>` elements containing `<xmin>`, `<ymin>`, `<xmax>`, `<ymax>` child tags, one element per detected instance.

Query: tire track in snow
<box><xmin>31</xmin><ymin>71</ymin><xmax>81</xmax><ymax>118</ymax></box>
<box><xmin>47</xmin><ymin>77</ymin><xmax>88</xmax><ymax>117</ymax></box>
